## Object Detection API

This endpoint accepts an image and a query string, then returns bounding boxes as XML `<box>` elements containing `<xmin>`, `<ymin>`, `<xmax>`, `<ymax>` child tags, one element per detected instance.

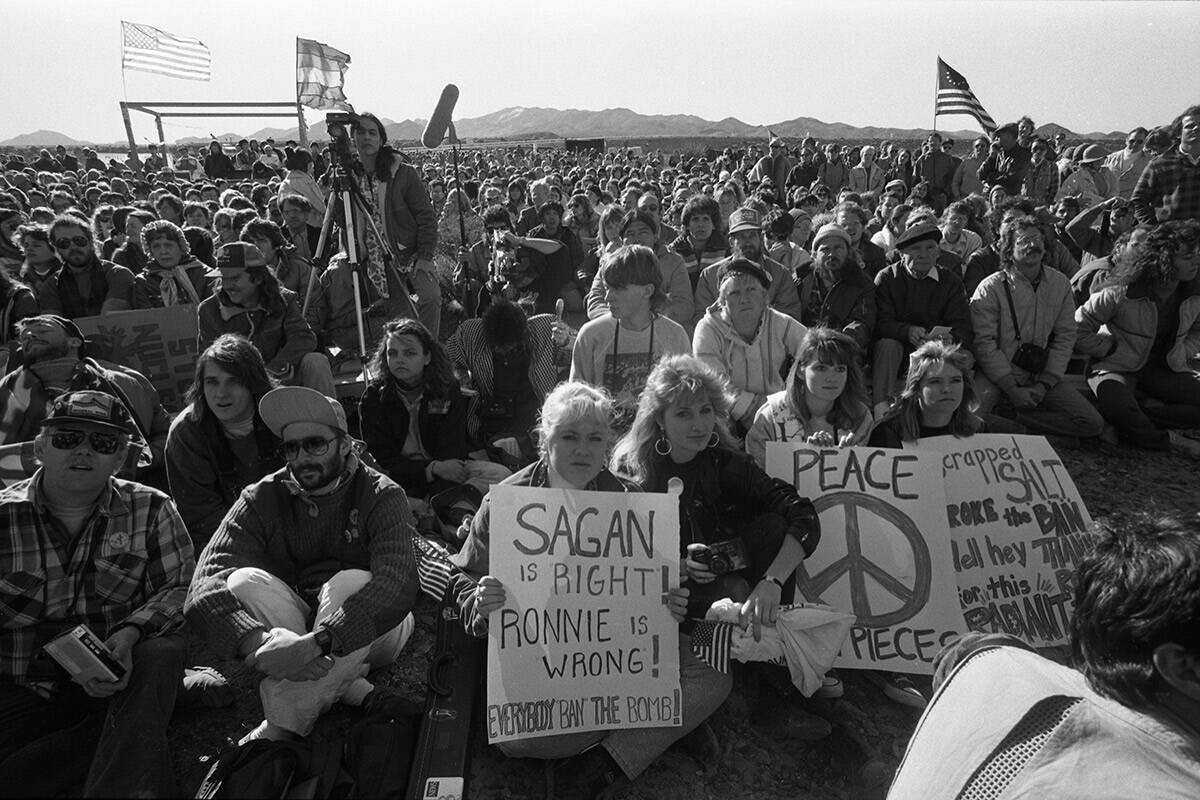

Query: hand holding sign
<box><xmin>476</xmin><ymin>575</ymin><xmax>507</xmax><ymax>618</ymax></box>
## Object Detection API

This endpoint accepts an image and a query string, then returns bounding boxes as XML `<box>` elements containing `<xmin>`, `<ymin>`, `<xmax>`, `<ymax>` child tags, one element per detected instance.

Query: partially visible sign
<box><xmin>485</xmin><ymin>485</ymin><xmax>681</xmax><ymax>743</ymax></box>
<box><xmin>766</xmin><ymin>444</ymin><xmax>964</xmax><ymax>674</ymax></box>
<box><xmin>910</xmin><ymin>435</ymin><xmax>1095</xmax><ymax>648</ymax></box>
<box><xmin>76</xmin><ymin>305</ymin><xmax>198</xmax><ymax>411</ymax></box>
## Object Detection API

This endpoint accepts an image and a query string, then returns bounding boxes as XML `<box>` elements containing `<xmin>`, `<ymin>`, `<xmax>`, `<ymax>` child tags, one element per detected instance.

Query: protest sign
<box><xmin>75</xmin><ymin>305</ymin><xmax>198</xmax><ymax>411</ymax></box>
<box><xmin>910</xmin><ymin>435</ymin><xmax>1094</xmax><ymax>648</ymax></box>
<box><xmin>485</xmin><ymin>484</ymin><xmax>682</xmax><ymax>744</ymax></box>
<box><xmin>766</xmin><ymin>444</ymin><xmax>963</xmax><ymax>674</ymax></box>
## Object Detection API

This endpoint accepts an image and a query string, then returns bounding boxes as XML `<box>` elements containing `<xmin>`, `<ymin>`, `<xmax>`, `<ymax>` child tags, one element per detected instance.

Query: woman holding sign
<box><xmin>611</xmin><ymin>355</ymin><xmax>831</xmax><ymax>739</ymax></box>
<box><xmin>449</xmin><ymin>382</ymin><xmax>731</xmax><ymax>799</ymax></box>
<box><xmin>745</xmin><ymin>327</ymin><xmax>873</xmax><ymax>470</ymax></box>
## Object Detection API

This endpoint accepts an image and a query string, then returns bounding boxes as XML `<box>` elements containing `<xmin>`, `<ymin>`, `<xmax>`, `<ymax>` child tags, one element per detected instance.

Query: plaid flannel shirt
<box><xmin>0</xmin><ymin>471</ymin><xmax>194</xmax><ymax>685</ymax></box>
<box><xmin>1132</xmin><ymin>147</ymin><xmax>1200</xmax><ymax>224</ymax></box>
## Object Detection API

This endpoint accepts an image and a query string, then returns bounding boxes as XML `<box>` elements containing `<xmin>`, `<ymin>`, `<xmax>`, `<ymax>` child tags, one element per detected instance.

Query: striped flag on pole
<box><xmin>297</xmin><ymin>38</ymin><xmax>353</xmax><ymax>111</ymax></box>
<box><xmin>935</xmin><ymin>58</ymin><xmax>996</xmax><ymax>134</ymax></box>
<box><xmin>121</xmin><ymin>21</ymin><xmax>211</xmax><ymax>81</ymax></box>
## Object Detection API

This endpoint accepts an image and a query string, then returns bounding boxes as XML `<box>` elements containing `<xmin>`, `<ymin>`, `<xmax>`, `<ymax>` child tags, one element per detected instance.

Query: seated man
<box><xmin>587</xmin><ymin>210</ymin><xmax>695</xmax><ymax>328</ymax></box>
<box><xmin>198</xmin><ymin>242</ymin><xmax>335</xmax><ymax>397</ymax></box>
<box><xmin>888</xmin><ymin>515</ymin><xmax>1200</xmax><ymax>798</ymax></box>
<box><xmin>36</xmin><ymin>214</ymin><xmax>133</xmax><ymax>319</ymax></box>
<box><xmin>796</xmin><ymin>223</ymin><xmax>876</xmax><ymax>353</ymax></box>
<box><xmin>693</xmin><ymin>258</ymin><xmax>807</xmax><ymax>432</ymax></box>
<box><xmin>0</xmin><ymin>391</ymin><xmax>193</xmax><ymax>796</ymax></box>
<box><xmin>693</xmin><ymin>208</ymin><xmax>803</xmax><ymax>323</ymax></box>
<box><xmin>0</xmin><ymin>315</ymin><xmax>170</xmax><ymax>485</ymax></box>
<box><xmin>872</xmin><ymin>221</ymin><xmax>973</xmax><ymax>414</ymax></box>
<box><xmin>970</xmin><ymin>217</ymin><xmax>1104</xmax><ymax>439</ymax></box>
<box><xmin>185</xmin><ymin>386</ymin><xmax>419</xmax><ymax>742</ymax></box>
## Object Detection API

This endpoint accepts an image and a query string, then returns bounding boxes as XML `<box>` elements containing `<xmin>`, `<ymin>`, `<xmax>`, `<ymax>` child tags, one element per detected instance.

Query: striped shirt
<box><xmin>0</xmin><ymin>472</ymin><xmax>194</xmax><ymax>684</ymax></box>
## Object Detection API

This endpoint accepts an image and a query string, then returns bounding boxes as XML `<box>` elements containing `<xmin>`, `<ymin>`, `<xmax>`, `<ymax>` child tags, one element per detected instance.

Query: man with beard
<box><xmin>37</xmin><ymin>216</ymin><xmax>133</xmax><ymax>319</ymax></box>
<box><xmin>796</xmin><ymin>223</ymin><xmax>876</xmax><ymax>352</ymax></box>
<box><xmin>693</xmin><ymin>208</ymin><xmax>803</xmax><ymax>323</ymax></box>
<box><xmin>185</xmin><ymin>386</ymin><xmax>419</xmax><ymax>743</ymax></box>
<box><xmin>0</xmin><ymin>315</ymin><xmax>171</xmax><ymax>484</ymax></box>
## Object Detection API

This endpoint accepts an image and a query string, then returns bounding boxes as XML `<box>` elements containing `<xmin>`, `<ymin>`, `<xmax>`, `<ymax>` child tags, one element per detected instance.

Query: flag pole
<box><xmin>296</xmin><ymin>38</ymin><xmax>308</xmax><ymax>146</ymax></box>
<box><xmin>932</xmin><ymin>56</ymin><xmax>938</xmax><ymax>132</ymax></box>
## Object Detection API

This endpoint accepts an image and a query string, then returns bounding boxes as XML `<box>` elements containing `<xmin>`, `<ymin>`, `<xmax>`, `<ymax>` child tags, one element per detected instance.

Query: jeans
<box><xmin>1089</xmin><ymin>366</ymin><xmax>1200</xmax><ymax>449</ymax></box>
<box><xmin>0</xmin><ymin>634</ymin><xmax>185</xmax><ymax>798</ymax></box>
<box><xmin>976</xmin><ymin>374</ymin><xmax>1105</xmax><ymax>439</ymax></box>
<box><xmin>294</xmin><ymin>351</ymin><xmax>337</xmax><ymax>398</ymax></box>
<box><xmin>495</xmin><ymin>632</ymin><xmax>732</xmax><ymax>779</ymax></box>
<box><xmin>228</xmin><ymin>567</ymin><xmax>414</xmax><ymax>736</ymax></box>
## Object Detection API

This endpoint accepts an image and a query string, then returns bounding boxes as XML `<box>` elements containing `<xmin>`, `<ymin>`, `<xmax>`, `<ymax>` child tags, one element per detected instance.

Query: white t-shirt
<box><xmin>569</xmin><ymin>314</ymin><xmax>691</xmax><ymax>411</ymax></box>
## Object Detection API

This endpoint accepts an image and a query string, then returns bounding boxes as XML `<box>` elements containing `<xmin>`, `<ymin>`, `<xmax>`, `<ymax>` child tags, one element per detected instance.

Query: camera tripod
<box><xmin>302</xmin><ymin>146</ymin><xmax>418</xmax><ymax>360</ymax></box>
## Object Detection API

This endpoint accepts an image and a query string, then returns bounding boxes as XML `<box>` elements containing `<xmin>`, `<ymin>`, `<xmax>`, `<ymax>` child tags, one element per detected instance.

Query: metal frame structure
<box><xmin>118</xmin><ymin>101</ymin><xmax>306</xmax><ymax>168</ymax></box>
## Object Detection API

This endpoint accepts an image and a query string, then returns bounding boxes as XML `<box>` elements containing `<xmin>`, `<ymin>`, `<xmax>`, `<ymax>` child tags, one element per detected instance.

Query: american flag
<box><xmin>935</xmin><ymin>58</ymin><xmax>995</xmax><ymax>134</ymax></box>
<box><xmin>690</xmin><ymin>620</ymin><xmax>735</xmax><ymax>673</ymax></box>
<box><xmin>121</xmin><ymin>21</ymin><xmax>211</xmax><ymax>82</ymax></box>
<box><xmin>296</xmin><ymin>38</ymin><xmax>353</xmax><ymax>112</ymax></box>
<box><xmin>411</xmin><ymin>532</ymin><xmax>454</xmax><ymax>601</ymax></box>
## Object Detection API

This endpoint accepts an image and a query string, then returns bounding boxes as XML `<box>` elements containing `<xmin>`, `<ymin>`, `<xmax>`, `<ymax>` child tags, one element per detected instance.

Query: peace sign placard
<box><xmin>767</xmin><ymin>444</ymin><xmax>964</xmax><ymax>674</ymax></box>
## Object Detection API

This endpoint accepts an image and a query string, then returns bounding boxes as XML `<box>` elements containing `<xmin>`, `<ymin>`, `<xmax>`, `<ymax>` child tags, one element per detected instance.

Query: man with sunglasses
<box><xmin>186</xmin><ymin>385</ymin><xmax>419</xmax><ymax>743</ymax></box>
<box><xmin>36</xmin><ymin>215</ymin><xmax>134</xmax><ymax>319</ymax></box>
<box><xmin>0</xmin><ymin>390</ymin><xmax>194</xmax><ymax>796</ymax></box>
<box><xmin>1105</xmin><ymin>128</ymin><xmax>1152</xmax><ymax>200</ymax></box>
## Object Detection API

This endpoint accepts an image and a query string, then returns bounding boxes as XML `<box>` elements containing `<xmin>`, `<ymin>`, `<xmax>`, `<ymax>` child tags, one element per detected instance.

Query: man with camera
<box><xmin>969</xmin><ymin>216</ymin><xmax>1104</xmax><ymax>439</ymax></box>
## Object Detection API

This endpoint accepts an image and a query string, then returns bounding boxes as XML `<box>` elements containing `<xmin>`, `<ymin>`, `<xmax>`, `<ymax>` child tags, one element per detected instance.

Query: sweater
<box><xmin>873</xmin><ymin>262</ymin><xmax>974</xmax><ymax>350</ymax></box>
<box><xmin>184</xmin><ymin>460</ymin><xmax>419</xmax><ymax>657</ymax></box>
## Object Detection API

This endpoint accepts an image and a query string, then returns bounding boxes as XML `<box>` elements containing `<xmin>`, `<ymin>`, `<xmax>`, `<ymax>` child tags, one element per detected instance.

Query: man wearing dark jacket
<box><xmin>872</xmin><ymin>222</ymin><xmax>973</xmax><ymax>412</ymax></box>
<box><xmin>198</xmin><ymin>242</ymin><xmax>335</xmax><ymax>397</ymax></box>
<box><xmin>978</xmin><ymin>123</ymin><xmax>1031</xmax><ymax>196</ymax></box>
<box><xmin>797</xmin><ymin>223</ymin><xmax>876</xmax><ymax>352</ymax></box>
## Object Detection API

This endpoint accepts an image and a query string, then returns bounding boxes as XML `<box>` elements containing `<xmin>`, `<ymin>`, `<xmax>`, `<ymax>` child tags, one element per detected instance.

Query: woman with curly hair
<box><xmin>610</xmin><ymin>354</ymin><xmax>831</xmax><ymax>740</ymax></box>
<box><xmin>1075</xmin><ymin>221</ymin><xmax>1200</xmax><ymax>455</ymax></box>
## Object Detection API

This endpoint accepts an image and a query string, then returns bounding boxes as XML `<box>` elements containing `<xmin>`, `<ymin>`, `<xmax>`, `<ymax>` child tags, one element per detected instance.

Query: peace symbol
<box><xmin>796</xmin><ymin>491</ymin><xmax>931</xmax><ymax>628</ymax></box>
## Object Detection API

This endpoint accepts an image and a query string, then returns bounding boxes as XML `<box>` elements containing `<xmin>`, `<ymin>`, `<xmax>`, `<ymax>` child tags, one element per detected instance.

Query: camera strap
<box><xmin>607</xmin><ymin>316</ymin><xmax>655</xmax><ymax>393</ymax></box>
<box><xmin>1001</xmin><ymin>279</ymin><xmax>1023</xmax><ymax>344</ymax></box>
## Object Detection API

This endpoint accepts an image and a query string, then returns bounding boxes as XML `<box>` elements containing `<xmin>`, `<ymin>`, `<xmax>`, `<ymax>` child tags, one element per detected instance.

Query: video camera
<box><xmin>325</xmin><ymin>112</ymin><xmax>360</xmax><ymax>169</ymax></box>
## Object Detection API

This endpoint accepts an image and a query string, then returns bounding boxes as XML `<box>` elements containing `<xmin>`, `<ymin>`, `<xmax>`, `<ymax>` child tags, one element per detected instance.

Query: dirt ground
<box><xmin>169</xmin><ymin>439</ymin><xmax>1200</xmax><ymax>799</ymax></box>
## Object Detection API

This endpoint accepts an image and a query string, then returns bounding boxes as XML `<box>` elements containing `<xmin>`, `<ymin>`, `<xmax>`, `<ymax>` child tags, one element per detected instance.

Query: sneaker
<box><xmin>866</xmin><ymin>672</ymin><xmax>927</xmax><ymax>709</ymax></box>
<box><xmin>179</xmin><ymin>665</ymin><xmax>235</xmax><ymax>709</ymax></box>
<box><xmin>1168</xmin><ymin>430</ymin><xmax>1200</xmax><ymax>460</ymax></box>
<box><xmin>814</xmin><ymin>671</ymin><xmax>844</xmax><ymax>699</ymax></box>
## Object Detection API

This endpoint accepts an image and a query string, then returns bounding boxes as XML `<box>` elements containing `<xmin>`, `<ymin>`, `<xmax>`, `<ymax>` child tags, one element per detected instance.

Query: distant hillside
<box><xmin>0</xmin><ymin>129</ymin><xmax>91</xmax><ymax>147</ymax></box>
<box><xmin>4</xmin><ymin>107</ymin><xmax>1131</xmax><ymax>151</ymax></box>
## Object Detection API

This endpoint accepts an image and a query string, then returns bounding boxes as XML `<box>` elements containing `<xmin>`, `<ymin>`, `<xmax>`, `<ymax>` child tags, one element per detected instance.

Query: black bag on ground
<box><xmin>346</xmin><ymin>693</ymin><xmax>423</xmax><ymax>799</ymax></box>
<box><xmin>195</xmin><ymin>734</ymin><xmax>353</xmax><ymax>800</ymax></box>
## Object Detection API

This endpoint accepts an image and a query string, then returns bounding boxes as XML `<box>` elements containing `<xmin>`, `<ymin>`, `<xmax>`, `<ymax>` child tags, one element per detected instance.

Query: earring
<box><xmin>654</xmin><ymin>436</ymin><xmax>672</xmax><ymax>456</ymax></box>
<box><xmin>707</xmin><ymin>431</ymin><xmax>720</xmax><ymax>448</ymax></box>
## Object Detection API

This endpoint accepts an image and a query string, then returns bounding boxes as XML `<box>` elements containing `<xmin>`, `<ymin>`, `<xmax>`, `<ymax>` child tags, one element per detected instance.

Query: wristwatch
<box><xmin>762</xmin><ymin>575</ymin><xmax>784</xmax><ymax>590</ymax></box>
<box><xmin>313</xmin><ymin>627</ymin><xmax>334</xmax><ymax>657</ymax></box>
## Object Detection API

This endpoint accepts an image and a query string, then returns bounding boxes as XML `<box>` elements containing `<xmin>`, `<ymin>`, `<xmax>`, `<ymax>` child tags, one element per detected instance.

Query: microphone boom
<box><xmin>422</xmin><ymin>84</ymin><xmax>460</xmax><ymax>149</ymax></box>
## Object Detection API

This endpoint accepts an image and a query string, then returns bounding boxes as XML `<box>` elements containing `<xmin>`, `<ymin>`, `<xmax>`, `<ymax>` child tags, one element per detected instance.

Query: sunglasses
<box><xmin>49</xmin><ymin>429</ymin><xmax>123</xmax><ymax>455</ymax></box>
<box><xmin>53</xmin><ymin>235</ymin><xmax>90</xmax><ymax>249</ymax></box>
<box><xmin>279</xmin><ymin>435</ymin><xmax>340</xmax><ymax>460</ymax></box>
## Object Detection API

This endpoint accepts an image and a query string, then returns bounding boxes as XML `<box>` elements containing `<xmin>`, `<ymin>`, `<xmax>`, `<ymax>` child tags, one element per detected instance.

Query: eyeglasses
<box><xmin>1128</xmin><ymin>139</ymin><xmax>1145</xmax><ymax>145</ymax></box>
<box><xmin>52</xmin><ymin>235</ymin><xmax>90</xmax><ymax>249</ymax></box>
<box><xmin>49</xmin><ymin>429</ymin><xmax>123</xmax><ymax>455</ymax></box>
<box><xmin>278</xmin><ymin>435</ymin><xmax>340</xmax><ymax>460</ymax></box>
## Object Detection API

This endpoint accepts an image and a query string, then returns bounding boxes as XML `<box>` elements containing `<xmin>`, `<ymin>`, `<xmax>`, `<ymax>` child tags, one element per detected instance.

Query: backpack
<box><xmin>195</xmin><ymin>735</ymin><xmax>353</xmax><ymax>800</ymax></box>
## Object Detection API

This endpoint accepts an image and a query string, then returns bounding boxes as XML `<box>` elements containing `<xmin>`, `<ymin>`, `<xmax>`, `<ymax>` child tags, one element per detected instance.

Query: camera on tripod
<box><xmin>490</xmin><ymin>229</ymin><xmax>521</xmax><ymax>284</ymax></box>
<box><xmin>325</xmin><ymin>112</ymin><xmax>360</xmax><ymax>168</ymax></box>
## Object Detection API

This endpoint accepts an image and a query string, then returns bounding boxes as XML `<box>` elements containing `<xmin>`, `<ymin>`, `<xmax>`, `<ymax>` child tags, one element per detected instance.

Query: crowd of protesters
<box><xmin>0</xmin><ymin>103</ymin><xmax>1198</xmax><ymax>797</ymax></box>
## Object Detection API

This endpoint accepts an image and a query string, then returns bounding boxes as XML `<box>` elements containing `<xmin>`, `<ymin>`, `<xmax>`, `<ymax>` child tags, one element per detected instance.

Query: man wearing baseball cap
<box><xmin>693</xmin><ymin>208</ymin><xmax>803</xmax><ymax>324</ymax></box>
<box><xmin>197</xmin><ymin>241</ymin><xmax>335</xmax><ymax>398</ymax></box>
<box><xmin>186</xmin><ymin>385</ymin><xmax>419</xmax><ymax>743</ymax></box>
<box><xmin>0</xmin><ymin>390</ymin><xmax>194</xmax><ymax>795</ymax></box>
<box><xmin>871</xmin><ymin>221</ymin><xmax>973</xmax><ymax>415</ymax></box>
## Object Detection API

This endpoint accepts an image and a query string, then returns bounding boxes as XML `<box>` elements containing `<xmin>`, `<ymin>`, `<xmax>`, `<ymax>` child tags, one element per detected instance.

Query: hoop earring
<box><xmin>654</xmin><ymin>437</ymin><xmax>672</xmax><ymax>456</ymax></box>
<box><xmin>707</xmin><ymin>431</ymin><xmax>720</xmax><ymax>448</ymax></box>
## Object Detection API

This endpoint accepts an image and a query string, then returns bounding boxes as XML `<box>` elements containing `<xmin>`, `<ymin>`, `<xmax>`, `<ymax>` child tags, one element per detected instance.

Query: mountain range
<box><xmin>0</xmin><ymin>107</ymin><xmax>1127</xmax><ymax>148</ymax></box>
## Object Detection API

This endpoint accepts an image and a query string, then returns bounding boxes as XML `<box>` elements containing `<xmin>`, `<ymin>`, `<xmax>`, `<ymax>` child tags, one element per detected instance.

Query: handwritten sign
<box><xmin>75</xmin><ymin>305</ymin><xmax>199</xmax><ymax>411</ymax></box>
<box><xmin>910</xmin><ymin>435</ymin><xmax>1094</xmax><ymax>648</ymax></box>
<box><xmin>485</xmin><ymin>484</ymin><xmax>681</xmax><ymax>744</ymax></box>
<box><xmin>766</xmin><ymin>444</ymin><xmax>963</xmax><ymax>674</ymax></box>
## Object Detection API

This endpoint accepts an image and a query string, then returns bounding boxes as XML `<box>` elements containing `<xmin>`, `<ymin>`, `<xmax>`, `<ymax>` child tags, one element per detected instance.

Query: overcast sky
<box><xmin>5</xmin><ymin>0</ymin><xmax>1197</xmax><ymax>144</ymax></box>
